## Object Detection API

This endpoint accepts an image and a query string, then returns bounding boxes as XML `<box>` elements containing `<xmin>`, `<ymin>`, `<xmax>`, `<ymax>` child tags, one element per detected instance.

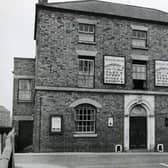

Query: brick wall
<box><xmin>155</xmin><ymin>95</ymin><xmax>168</xmax><ymax>151</ymax></box>
<box><xmin>13</xmin><ymin>58</ymin><xmax>35</xmax><ymax>116</ymax></box>
<box><xmin>14</xmin><ymin>58</ymin><xmax>35</xmax><ymax>76</ymax></box>
<box><xmin>33</xmin><ymin>91</ymin><xmax>124</xmax><ymax>152</ymax></box>
<box><xmin>32</xmin><ymin>91</ymin><xmax>168</xmax><ymax>152</ymax></box>
<box><xmin>35</xmin><ymin>9</ymin><xmax>168</xmax><ymax>92</ymax></box>
<box><xmin>32</xmin><ymin>8</ymin><xmax>168</xmax><ymax>152</ymax></box>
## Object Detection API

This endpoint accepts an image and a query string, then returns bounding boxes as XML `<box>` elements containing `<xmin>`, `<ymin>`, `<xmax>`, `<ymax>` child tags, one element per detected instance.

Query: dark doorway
<box><xmin>130</xmin><ymin>117</ymin><xmax>147</xmax><ymax>149</ymax></box>
<box><xmin>16</xmin><ymin>120</ymin><xmax>33</xmax><ymax>152</ymax></box>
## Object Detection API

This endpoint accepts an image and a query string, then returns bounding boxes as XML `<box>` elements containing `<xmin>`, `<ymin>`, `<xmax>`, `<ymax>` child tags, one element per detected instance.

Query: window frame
<box><xmin>132</xmin><ymin>60</ymin><xmax>147</xmax><ymax>90</ymax></box>
<box><xmin>74</xmin><ymin>104</ymin><xmax>96</xmax><ymax>134</ymax></box>
<box><xmin>132</xmin><ymin>29</ymin><xmax>148</xmax><ymax>49</ymax></box>
<box><xmin>78</xmin><ymin>23</ymin><xmax>96</xmax><ymax>43</ymax></box>
<box><xmin>78</xmin><ymin>56</ymin><xmax>95</xmax><ymax>88</ymax></box>
<box><xmin>18</xmin><ymin>79</ymin><xmax>32</xmax><ymax>102</ymax></box>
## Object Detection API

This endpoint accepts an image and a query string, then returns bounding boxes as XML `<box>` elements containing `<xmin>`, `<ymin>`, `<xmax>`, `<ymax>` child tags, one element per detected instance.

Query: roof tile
<box><xmin>44</xmin><ymin>0</ymin><xmax>168</xmax><ymax>23</ymax></box>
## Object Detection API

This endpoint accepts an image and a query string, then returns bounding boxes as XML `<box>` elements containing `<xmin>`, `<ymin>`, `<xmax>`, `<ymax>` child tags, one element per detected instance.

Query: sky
<box><xmin>1</xmin><ymin>0</ymin><xmax>168</xmax><ymax>111</ymax></box>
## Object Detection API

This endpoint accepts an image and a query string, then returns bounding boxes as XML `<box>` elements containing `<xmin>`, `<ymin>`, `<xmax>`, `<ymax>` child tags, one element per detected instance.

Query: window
<box><xmin>78</xmin><ymin>57</ymin><xmax>94</xmax><ymax>88</ymax></box>
<box><xmin>78</xmin><ymin>23</ymin><xmax>95</xmax><ymax>42</ymax></box>
<box><xmin>165</xmin><ymin>118</ymin><xmax>168</xmax><ymax>127</ymax></box>
<box><xmin>50</xmin><ymin>115</ymin><xmax>62</xmax><ymax>134</ymax></box>
<box><xmin>75</xmin><ymin>104</ymin><xmax>96</xmax><ymax>133</ymax></box>
<box><xmin>18</xmin><ymin>79</ymin><xmax>32</xmax><ymax>101</ymax></box>
<box><xmin>132</xmin><ymin>30</ymin><xmax>147</xmax><ymax>48</ymax></box>
<box><xmin>132</xmin><ymin>60</ymin><xmax>147</xmax><ymax>89</ymax></box>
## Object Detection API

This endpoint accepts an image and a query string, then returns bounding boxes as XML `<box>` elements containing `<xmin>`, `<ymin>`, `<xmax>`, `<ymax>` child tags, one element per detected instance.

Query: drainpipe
<box><xmin>39</xmin><ymin>97</ymin><xmax>42</xmax><ymax>152</ymax></box>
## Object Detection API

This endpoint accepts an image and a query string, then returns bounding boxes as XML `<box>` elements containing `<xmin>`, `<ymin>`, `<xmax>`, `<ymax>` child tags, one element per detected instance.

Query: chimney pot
<box><xmin>38</xmin><ymin>0</ymin><xmax>48</xmax><ymax>4</ymax></box>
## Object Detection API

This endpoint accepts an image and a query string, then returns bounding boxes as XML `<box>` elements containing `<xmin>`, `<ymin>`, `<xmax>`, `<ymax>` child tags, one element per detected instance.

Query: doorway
<box><xmin>16</xmin><ymin>120</ymin><xmax>33</xmax><ymax>152</ymax></box>
<box><xmin>130</xmin><ymin>117</ymin><xmax>147</xmax><ymax>149</ymax></box>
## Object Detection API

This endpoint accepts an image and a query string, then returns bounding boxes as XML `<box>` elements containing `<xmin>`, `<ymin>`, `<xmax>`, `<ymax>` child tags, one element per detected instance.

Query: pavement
<box><xmin>15</xmin><ymin>152</ymin><xmax>168</xmax><ymax>168</ymax></box>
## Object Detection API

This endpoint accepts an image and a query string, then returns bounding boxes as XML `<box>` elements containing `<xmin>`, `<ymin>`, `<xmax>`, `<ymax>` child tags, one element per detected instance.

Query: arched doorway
<box><xmin>129</xmin><ymin>105</ymin><xmax>147</xmax><ymax>149</ymax></box>
<box><xmin>124</xmin><ymin>95</ymin><xmax>155</xmax><ymax>152</ymax></box>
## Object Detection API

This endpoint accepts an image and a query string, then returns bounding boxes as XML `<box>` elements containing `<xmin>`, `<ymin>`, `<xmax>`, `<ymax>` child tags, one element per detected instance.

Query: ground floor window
<box><xmin>75</xmin><ymin>104</ymin><xmax>96</xmax><ymax>133</ymax></box>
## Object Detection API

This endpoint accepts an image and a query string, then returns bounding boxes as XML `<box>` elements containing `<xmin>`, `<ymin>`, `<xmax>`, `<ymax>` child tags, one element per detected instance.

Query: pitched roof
<box><xmin>43</xmin><ymin>0</ymin><xmax>168</xmax><ymax>23</ymax></box>
<box><xmin>0</xmin><ymin>106</ymin><xmax>10</xmax><ymax>113</ymax></box>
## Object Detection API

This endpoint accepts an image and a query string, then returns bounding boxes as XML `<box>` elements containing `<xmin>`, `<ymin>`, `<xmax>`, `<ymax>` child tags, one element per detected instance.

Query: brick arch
<box><xmin>69</xmin><ymin>98</ymin><xmax>102</xmax><ymax>108</ymax></box>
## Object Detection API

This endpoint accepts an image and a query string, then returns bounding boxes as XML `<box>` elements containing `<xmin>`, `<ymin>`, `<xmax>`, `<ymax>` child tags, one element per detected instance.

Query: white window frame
<box><xmin>131</xmin><ymin>25</ymin><xmax>148</xmax><ymax>48</ymax></box>
<box><xmin>78</xmin><ymin>23</ymin><xmax>95</xmax><ymax>43</ymax></box>
<box><xmin>132</xmin><ymin>63</ymin><xmax>147</xmax><ymax>80</ymax></box>
<box><xmin>79</xmin><ymin>58</ymin><xmax>94</xmax><ymax>75</ymax></box>
<box><xmin>132</xmin><ymin>29</ymin><xmax>147</xmax><ymax>48</ymax></box>
<box><xmin>18</xmin><ymin>79</ymin><xmax>32</xmax><ymax>101</ymax></box>
<box><xmin>78</xmin><ymin>57</ymin><xmax>94</xmax><ymax>88</ymax></box>
<box><xmin>75</xmin><ymin>104</ymin><xmax>96</xmax><ymax>134</ymax></box>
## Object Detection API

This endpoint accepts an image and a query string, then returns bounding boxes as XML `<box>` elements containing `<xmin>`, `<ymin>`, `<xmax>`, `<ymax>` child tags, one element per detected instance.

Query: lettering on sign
<box><xmin>104</xmin><ymin>56</ymin><xmax>125</xmax><ymax>84</ymax></box>
<box><xmin>155</xmin><ymin>60</ymin><xmax>168</xmax><ymax>86</ymax></box>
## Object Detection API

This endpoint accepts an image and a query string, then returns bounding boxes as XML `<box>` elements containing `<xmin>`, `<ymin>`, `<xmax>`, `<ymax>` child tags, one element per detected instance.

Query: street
<box><xmin>15</xmin><ymin>153</ymin><xmax>168</xmax><ymax>168</ymax></box>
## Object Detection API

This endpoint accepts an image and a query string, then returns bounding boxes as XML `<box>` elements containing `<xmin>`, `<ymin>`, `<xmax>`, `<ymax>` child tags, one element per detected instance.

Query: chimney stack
<box><xmin>38</xmin><ymin>0</ymin><xmax>48</xmax><ymax>4</ymax></box>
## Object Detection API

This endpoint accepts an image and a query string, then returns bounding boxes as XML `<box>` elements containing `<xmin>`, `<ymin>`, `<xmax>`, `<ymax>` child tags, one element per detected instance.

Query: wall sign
<box><xmin>50</xmin><ymin>115</ymin><xmax>62</xmax><ymax>133</ymax></box>
<box><xmin>155</xmin><ymin>60</ymin><xmax>168</xmax><ymax>86</ymax></box>
<box><xmin>108</xmin><ymin>117</ymin><xmax>113</xmax><ymax>127</ymax></box>
<box><xmin>104</xmin><ymin>56</ymin><xmax>125</xmax><ymax>84</ymax></box>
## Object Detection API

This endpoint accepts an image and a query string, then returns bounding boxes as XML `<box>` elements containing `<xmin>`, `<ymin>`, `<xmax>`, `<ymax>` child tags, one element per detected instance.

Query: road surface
<box><xmin>15</xmin><ymin>152</ymin><xmax>168</xmax><ymax>168</ymax></box>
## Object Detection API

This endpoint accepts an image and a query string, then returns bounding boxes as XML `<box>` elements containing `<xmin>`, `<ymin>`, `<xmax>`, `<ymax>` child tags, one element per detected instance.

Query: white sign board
<box><xmin>155</xmin><ymin>60</ymin><xmax>168</xmax><ymax>86</ymax></box>
<box><xmin>108</xmin><ymin>117</ymin><xmax>113</xmax><ymax>127</ymax></box>
<box><xmin>51</xmin><ymin>116</ymin><xmax>61</xmax><ymax>132</ymax></box>
<box><xmin>104</xmin><ymin>56</ymin><xmax>125</xmax><ymax>84</ymax></box>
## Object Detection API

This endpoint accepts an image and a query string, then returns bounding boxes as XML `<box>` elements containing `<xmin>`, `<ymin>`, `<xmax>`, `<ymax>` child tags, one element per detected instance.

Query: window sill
<box><xmin>73</xmin><ymin>133</ymin><xmax>98</xmax><ymax>138</ymax></box>
<box><xmin>78</xmin><ymin>41</ymin><xmax>96</xmax><ymax>45</ymax></box>
<box><xmin>132</xmin><ymin>46</ymin><xmax>149</xmax><ymax>50</ymax></box>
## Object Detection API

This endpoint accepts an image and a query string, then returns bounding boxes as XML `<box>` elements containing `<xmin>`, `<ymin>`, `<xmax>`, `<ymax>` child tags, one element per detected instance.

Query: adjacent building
<box><xmin>0</xmin><ymin>106</ymin><xmax>11</xmax><ymax>154</ymax></box>
<box><xmin>0</xmin><ymin>106</ymin><xmax>11</xmax><ymax>127</ymax></box>
<box><xmin>13</xmin><ymin>0</ymin><xmax>168</xmax><ymax>152</ymax></box>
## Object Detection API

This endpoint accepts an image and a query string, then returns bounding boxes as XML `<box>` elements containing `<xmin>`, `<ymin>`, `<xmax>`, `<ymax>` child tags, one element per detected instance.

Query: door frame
<box><xmin>124</xmin><ymin>95</ymin><xmax>155</xmax><ymax>152</ymax></box>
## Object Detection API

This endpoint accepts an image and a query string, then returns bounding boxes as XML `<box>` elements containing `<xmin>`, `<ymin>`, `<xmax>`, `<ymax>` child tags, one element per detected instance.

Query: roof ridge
<box><xmin>48</xmin><ymin>0</ymin><xmax>97</xmax><ymax>5</ymax></box>
<box><xmin>48</xmin><ymin>0</ymin><xmax>168</xmax><ymax>14</ymax></box>
<box><xmin>97</xmin><ymin>0</ymin><xmax>168</xmax><ymax>14</ymax></box>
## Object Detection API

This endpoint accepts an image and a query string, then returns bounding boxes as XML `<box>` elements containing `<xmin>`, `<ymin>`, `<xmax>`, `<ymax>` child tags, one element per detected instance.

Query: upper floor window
<box><xmin>78</xmin><ymin>23</ymin><xmax>95</xmax><ymax>42</ymax></box>
<box><xmin>165</xmin><ymin>118</ymin><xmax>168</xmax><ymax>127</ymax></box>
<box><xmin>18</xmin><ymin>79</ymin><xmax>32</xmax><ymax>101</ymax></box>
<box><xmin>78</xmin><ymin>57</ymin><xmax>94</xmax><ymax>88</ymax></box>
<box><xmin>132</xmin><ymin>30</ymin><xmax>147</xmax><ymax>48</ymax></box>
<box><xmin>132</xmin><ymin>60</ymin><xmax>147</xmax><ymax>89</ymax></box>
<box><xmin>75</xmin><ymin>104</ymin><xmax>96</xmax><ymax>133</ymax></box>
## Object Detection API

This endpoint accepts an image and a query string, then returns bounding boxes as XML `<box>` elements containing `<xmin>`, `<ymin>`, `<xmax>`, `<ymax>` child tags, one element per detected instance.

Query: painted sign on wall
<box><xmin>155</xmin><ymin>60</ymin><xmax>168</xmax><ymax>86</ymax></box>
<box><xmin>51</xmin><ymin>116</ymin><xmax>62</xmax><ymax>133</ymax></box>
<box><xmin>104</xmin><ymin>56</ymin><xmax>125</xmax><ymax>84</ymax></box>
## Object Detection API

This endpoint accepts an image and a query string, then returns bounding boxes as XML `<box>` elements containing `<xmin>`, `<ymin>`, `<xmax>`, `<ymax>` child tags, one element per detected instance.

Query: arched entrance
<box><xmin>130</xmin><ymin>105</ymin><xmax>147</xmax><ymax>149</ymax></box>
<box><xmin>124</xmin><ymin>95</ymin><xmax>155</xmax><ymax>152</ymax></box>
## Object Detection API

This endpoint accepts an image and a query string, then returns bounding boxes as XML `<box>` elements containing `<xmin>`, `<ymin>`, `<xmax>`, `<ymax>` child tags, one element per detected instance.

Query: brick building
<box><xmin>13</xmin><ymin>0</ymin><xmax>168</xmax><ymax>152</ymax></box>
<box><xmin>0</xmin><ymin>106</ymin><xmax>11</xmax><ymax>127</ymax></box>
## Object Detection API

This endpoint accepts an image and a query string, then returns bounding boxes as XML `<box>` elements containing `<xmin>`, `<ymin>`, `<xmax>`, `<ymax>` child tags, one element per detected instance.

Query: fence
<box><xmin>0</xmin><ymin>128</ymin><xmax>15</xmax><ymax>168</ymax></box>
